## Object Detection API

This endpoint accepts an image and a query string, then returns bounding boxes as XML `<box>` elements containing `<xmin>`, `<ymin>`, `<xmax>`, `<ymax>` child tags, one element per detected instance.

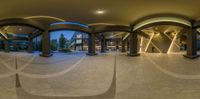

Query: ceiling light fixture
<box><xmin>95</xmin><ymin>10</ymin><xmax>106</xmax><ymax>15</ymax></box>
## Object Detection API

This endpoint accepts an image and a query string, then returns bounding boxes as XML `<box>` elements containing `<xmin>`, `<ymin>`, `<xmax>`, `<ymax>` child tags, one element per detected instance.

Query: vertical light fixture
<box><xmin>145</xmin><ymin>33</ymin><xmax>155</xmax><ymax>52</ymax></box>
<box><xmin>167</xmin><ymin>32</ymin><xmax>178</xmax><ymax>54</ymax></box>
<box><xmin>139</xmin><ymin>37</ymin><xmax>144</xmax><ymax>53</ymax></box>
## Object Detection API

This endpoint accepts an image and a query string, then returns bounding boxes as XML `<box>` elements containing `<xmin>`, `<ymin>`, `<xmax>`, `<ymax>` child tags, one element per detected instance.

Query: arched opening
<box><xmin>0</xmin><ymin>25</ymin><xmax>42</xmax><ymax>53</ymax></box>
<box><xmin>46</xmin><ymin>21</ymin><xmax>91</xmax><ymax>55</ymax></box>
<box><xmin>140</xmin><ymin>25</ymin><xmax>185</xmax><ymax>53</ymax></box>
<box><xmin>50</xmin><ymin>30</ymin><xmax>89</xmax><ymax>53</ymax></box>
<box><xmin>97</xmin><ymin>32</ymin><xmax>128</xmax><ymax>52</ymax></box>
<box><xmin>132</xmin><ymin>16</ymin><xmax>192</xmax><ymax>54</ymax></box>
<box><xmin>89</xmin><ymin>24</ymin><xmax>134</xmax><ymax>55</ymax></box>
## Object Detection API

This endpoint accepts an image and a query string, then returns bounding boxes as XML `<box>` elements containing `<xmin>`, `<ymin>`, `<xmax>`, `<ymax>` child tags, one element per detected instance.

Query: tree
<box><xmin>59</xmin><ymin>33</ymin><xmax>66</xmax><ymax>49</ymax></box>
<box><xmin>51</xmin><ymin>39</ymin><xmax>58</xmax><ymax>51</ymax></box>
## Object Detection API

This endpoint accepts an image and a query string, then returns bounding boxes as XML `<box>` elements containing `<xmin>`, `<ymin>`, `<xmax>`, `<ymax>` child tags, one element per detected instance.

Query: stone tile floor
<box><xmin>0</xmin><ymin>52</ymin><xmax>200</xmax><ymax>99</ymax></box>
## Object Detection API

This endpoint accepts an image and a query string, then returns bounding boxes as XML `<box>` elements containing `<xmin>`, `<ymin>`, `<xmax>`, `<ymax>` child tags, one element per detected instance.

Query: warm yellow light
<box><xmin>97</xmin><ymin>10</ymin><xmax>104</xmax><ymax>14</ymax></box>
<box><xmin>24</xmin><ymin>16</ymin><xmax>65</xmax><ymax>22</ymax></box>
<box><xmin>95</xmin><ymin>10</ymin><xmax>106</xmax><ymax>15</ymax></box>
<box><xmin>133</xmin><ymin>17</ymin><xmax>191</xmax><ymax>31</ymax></box>
<box><xmin>167</xmin><ymin>32</ymin><xmax>178</xmax><ymax>54</ymax></box>
<box><xmin>0</xmin><ymin>31</ymin><xmax>8</xmax><ymax>39</ymax></box>
<box><xmin>151</xmin><ymin>42</ymin><xmax>162</xmax><ymax>53</ymax></box>
<box><xmin>139</xmin><ymin>37</ymin><xmax>144</xmax><ymax>53</ymax></box>
<box><xmin>145</xmin><ymin>33</ymin><xmax>154</xmax><ymax>52</ymax></box>
<box><xmin>123</xmin><ymin>34</ymin><xmax>129</xmax><ymax>40</ymax></box>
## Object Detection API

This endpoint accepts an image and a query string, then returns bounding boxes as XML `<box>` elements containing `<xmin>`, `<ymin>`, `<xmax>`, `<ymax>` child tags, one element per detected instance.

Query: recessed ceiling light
<box><xmin>95</xmin><ymin>10</ymin><xmax>106</xmax><ymax>14</ymax></box>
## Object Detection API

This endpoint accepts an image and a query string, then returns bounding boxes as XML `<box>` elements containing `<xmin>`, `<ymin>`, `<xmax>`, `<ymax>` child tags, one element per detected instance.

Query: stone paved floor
<box><xmin>0</xmin><ymin>52</ymin><xmax>200</xmax><ymax>99</ymax></box>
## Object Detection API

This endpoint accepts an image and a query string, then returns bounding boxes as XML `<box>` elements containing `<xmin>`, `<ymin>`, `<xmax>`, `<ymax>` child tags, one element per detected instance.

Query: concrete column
<box><xmin>27</xmin><ymin>37</ymin><xmax>33</xmax><ymax>53</ymax></box>
<box><xmin>128</xmin><ymin>32</ymin><xmax>140</xmax><ymax>56</ymax></box>
<box><xmin>40</xmin><ymin>31</ymin><xmax>52</xmax><ymax>57</ymax></box>
<box><xmin>127</xmin><ymin>41</ymin><xmax>129</xmax><ymax>51</ymax></box>
<box><xmin>121</xmin><ymin>40</ymin><xmax>126</xmax><ymax>52</ymax></box>
<box><xmin>101</xmin><ymin>35</ymin><xmax>106</xmax><ymax>53</ymax></box>
<box><xmin>74</xmin><ymin>39</ymin><xmax>77</xmax><ymax>51</ymax></box>
<box><xmin>3</xmin><ymin>40</ymin><xmax>9</xmax><ymax>52</ymax></box>
<box><xmin>116</xmin><ymin>40</ymin><xmax>119</xmax><ymax>50</ymax></box>
<box><xmin>81</xmin><ymin>37</ymin><xmax>84</xmax><ymax>51</ymax></box>
<box><xmin>0</xmin><ymin>41</ymin><xmax>3</xmax><ymax>50</ymax></box>
<box><xmin>87</xmin><ymin>33</ymin><xmax>97</xmax><ymax>56</ymax></box>
<box><xmin>105</xmin><ymin>39</ymin><xmax>108</xmax><ymax>51</ymax></box>
<box><xmin>184</xmin><ymin>27</ymin><xmax>199</xmax><ymax>59</ymax></box>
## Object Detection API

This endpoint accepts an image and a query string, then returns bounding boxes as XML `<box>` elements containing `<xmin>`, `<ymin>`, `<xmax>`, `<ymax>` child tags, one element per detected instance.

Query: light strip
<box><xmin>88</xmin><ymin>23</ymin><xmax>115</xmax><ymax>26</ymax></box>
<box><xmin>50</xmin><ymin>22</ymin><xmax>89</xmax><ymax>28</ymax></box>
<box><xmin>0</xmin><ymin>31</ymin><xmax>8</xmax><ymax>39</ymax></box>
<box><xmin>133</xmin><ymin>17</ymin><xmax>191</xmax><ymax>31</ymax></box>
<box><xmin>151</xmin><ymin>42</ymin><xmax>162</xmax><ymax>53</ymax></box>
<box><xmin>139</xmin><ymin>37</ymin><xmax>143</xmax><ymax>53</ymax></box>
<box><xmin>24</xmin><ymin>16</ymin><xmax>66</xmax><ymax>22</ymax></box>
<box><xmin>167</xmin><ymin>32</ymin><xmax>178</xmax><ymax>54</ymax></box>
<box><xmin>164</xmin><ymin>32</ymin><xmax>180</xmax><ymax>48</ymax></box>
<box><xmin>145</xmin><ymin>33</ymin><xmax>154</xmax><ymax>52</ymax></box>
<box><xmin>123</xmin><ymin>33</ymin><xmax>129</xmax><ymax>40</ymax></box>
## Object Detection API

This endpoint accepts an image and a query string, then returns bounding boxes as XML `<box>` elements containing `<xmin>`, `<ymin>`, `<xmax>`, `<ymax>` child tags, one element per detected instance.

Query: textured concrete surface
<box><xmin>0</xmin><ymin>52</ymin><xmax>200</xmax><ymax>99</ymax></box>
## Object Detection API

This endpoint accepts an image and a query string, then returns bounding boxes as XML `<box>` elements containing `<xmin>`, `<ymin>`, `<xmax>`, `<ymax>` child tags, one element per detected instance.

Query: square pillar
<box><xmin>127</xmin><ymin>41</ymin><xmax>129</xmax><ymax>51</ymax></box>
<box><xmin>87</xmin><ymin>33</ymin><xmax>97</xmax><ymax>56</ymax></box>
<box><xmin>128</xmin><ymin>32</ymin><xmax>140</xmax><ymax>56</ymax></box>
<box><xmin>40</xmin><ymin>31</ymin><xmax>52</xmax><ymax>57</ymax></box>
<box><xmin>27</xmin><ymin>37</ymin><xmax>33</xmax><ymax>53</ymax></box>
<box><xmin>101</xmin><ymin>35</ymin><xmax>106</xmax><ymax>53</ymax></box>
<box><xmin>121</xmin><ymin>40</ymin><xmax>126</xmax><ymax>52</ymax></box>
<box><xmin>105</xmin><ymin>39</ymin><xmax>108</xmax><ymax>51</ymax></box>
<box><xmin>116</xmin><ymin>40</ymin><xmax>119</xmax><ymax>50</ymax></box>
<box><xmin>74</xmin><ymin>39</ymin><xmax>77</xmax><ymax>51</ymax></box>
<box><xmin>184</xmin><ymin>28</ymin><xmax>199</xmax><ymax>59</ymax></box>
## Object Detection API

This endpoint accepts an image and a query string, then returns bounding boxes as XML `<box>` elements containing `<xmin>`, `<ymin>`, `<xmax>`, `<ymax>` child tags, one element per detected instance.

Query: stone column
<box><xmin>128</xmin><ymin>32</ymin><xmax>140</xmax><ymax>56</ymax></box>
<box><xmin>27</xmin><ymin>36</ymin><xmax>33</xmax><ymax>53</ymax></box>
<box><xmin>87</xmin><ymin>33</ymin><xmax>97</xmax><ymax>56</ymax></box>
<box><xmin>121</xmin><ymin>40</ymin><xmax>126</xmax><ymax>52</ymax></box>
<box><xmin>184</xmin><ymin>27</ymin><xmax>199</xmax><ymax>59</ymax></box>
<box><xmin>101</xmin><ymin>35</ymin><xmax>106</xmax><ymax>53</ymax></box>
<box><xmin>4</xmin><ymin>40</ymin><xmax>9</xmax><ymax>52</ymax></box>
<box><xmin>40</xmin><ymin>31</ymin><xmax>52</xmax><ymax>57</ymax></box>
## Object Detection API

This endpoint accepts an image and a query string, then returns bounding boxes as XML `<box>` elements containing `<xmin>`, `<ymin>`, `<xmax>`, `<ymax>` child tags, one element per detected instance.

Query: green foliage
<box><xmin>59</xmin><ymin>33</ymin><xmax>66</xmax><ymax>49</ymax></box>
<box><xmin>51</xmin><ymin>39</ymin><xmax>58</xmax><ymax>51</ymax></box>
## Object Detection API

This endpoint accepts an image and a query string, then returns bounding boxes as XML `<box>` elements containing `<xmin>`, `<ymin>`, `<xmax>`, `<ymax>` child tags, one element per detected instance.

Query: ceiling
<box><xmin>100</xmin><ymin>32</ymin><xmax>127</xmax><ymax>39</ymax></box>
<box><xmin>1</xmin><ymin>26</ymin><xmax>36</xmax><ymax>35</ymax></box>
<box><xmin>1</xmin><ymin>0</ymin><xmax>200</xmax><ymax>39</ymax></box>
<box><xmin>142</xmin><ymin>25</ymin><xmax>183</xmax><ymax>34</ymax></box>
<box><xmin>1</xmin><ymin>0</ymin><xmax>200</xmax><ymax>26</ymax></box>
